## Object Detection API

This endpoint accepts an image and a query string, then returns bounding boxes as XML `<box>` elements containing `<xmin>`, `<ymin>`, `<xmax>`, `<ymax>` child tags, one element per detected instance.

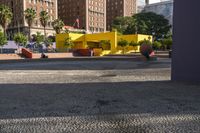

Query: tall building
<box><xmin>58</xmin><ymin>0</ymin><xmax>106</xmax><ymax>33</ymax></box>
<box><xmin>106</xmin><ymin>0</ymin><xmax>137</xmax><ymax>31</ymax></box>
<box><xmin>0</xmin><ymin>0</ymin><xmax>58</xmax><ymax>39</ymax></box>
<box><xmin>143</xmin><ymin>0</ymin><xmax>173</xmax><ymax>25</ymax></box>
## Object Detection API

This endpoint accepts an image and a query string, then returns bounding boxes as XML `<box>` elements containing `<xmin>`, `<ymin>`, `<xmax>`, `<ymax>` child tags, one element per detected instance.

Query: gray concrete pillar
<box><xmin>172</xmin><ymin>0</ymin><xmax>200</xmax><ymax>81</ymax></box>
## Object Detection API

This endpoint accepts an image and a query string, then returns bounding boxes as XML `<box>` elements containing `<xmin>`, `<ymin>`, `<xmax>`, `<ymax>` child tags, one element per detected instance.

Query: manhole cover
<box><xmin>100</xmin><ymin>74</ymin><xmax>117</xmax><ymax>77</ymax></box>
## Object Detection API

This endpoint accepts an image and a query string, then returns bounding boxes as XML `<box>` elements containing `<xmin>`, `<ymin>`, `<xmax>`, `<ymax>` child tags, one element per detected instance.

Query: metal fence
<box><xmin>0</xmin><ymin>49</ymin><xmax>17</xmax><ymax>54</ymax></box>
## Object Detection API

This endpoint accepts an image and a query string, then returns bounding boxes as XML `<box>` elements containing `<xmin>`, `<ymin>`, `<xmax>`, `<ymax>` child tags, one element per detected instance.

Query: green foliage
<box><xmin>40</xmin><ymin>11</ymin><xmax>50</xmax><ymax>36</ymax></box>
<box><xmin>64</xmin><ymin>37</ymin><xmax>74</xmax><ymax>49</ymax></box>
<box><xmin>118</xmin><ymin>39</ymin><xmax>129</xmax><ymax>47</ymax></box>
<box><xmin>52</xmin><ymin>19</ymin><xmax>64</xmax><ymax>34</ymax></box>
<box><xmin>14</xmin><ymin>32</ymin><xmax>28</xmax><ymax>47</ymax></box>
<box><xmin>44</xmin><ymin>37</ymin><xmax>53</xmax><ymax>47</ymax></box>
<box><xmin>24</xmin><ymin>8</ymin><xmax>37</xmax><ymax>41</ymax></box>
<box><xmin>129</xmin><ymin>41</ymin><xmax>139</xmax><ymax>47</ymax></box>
<box><xmin>124</xmin><ymin>17</ymin><xmax>148</xmax><ymax>35</ymax></box>
<box><xmin>112</xmin><ymin>12</ymin><xmax>171</xmax><ymax>39</ymax></box>
<box><xmin>133</xmin><ymin>12</ymin><xmax>171</xmax><ymax>38</ymax></box>
<box><xmin>152</xmin><ymin>41</ymin><xmax>162</xmax><ymax>50</ymax></box>
<box><xmin>112</xmin><ymin>17</ymin><xmax>133</xmax><ymax>34</ymax></box>
<box><xmin>99</xmin><ymin>40</ymin><xmax>111</xmax><ymax>50</ymax></box>
<box><xmin>0</xmin><ymin>31</ymin><xmax>7</xmax><ymax>47</ymax></box>
<box><xmin>138</xmin><ymin>39</ymin><xmax>152</xmax><ymax>46</ymax></box>
<box><xmin>129</xmin><ymin>41</ymin><xmax>139</xmax><ymax>53</ymax></box>
<box><xmin>32</xmin><ymin>32</ymin><xmax>44</xmax><ymax>46</ymax></box>
<box><xmin>24</xmin><ymin>8</ymin><xmax>36</xmax><ymax>27</ymax></box>
<box><xmin>0</xmin><ymin>4</ymin><xmax>13</xmax><ymax>36</ymax></box>
<box><xmin>162</xmin><ymin>38</ymin><xmax>173</xmax><ymax>49</ymax></box>
<box><xmin>118</xmin><ymin>39</ymin><xmax>129</xmax><ymax>54</ymax></box>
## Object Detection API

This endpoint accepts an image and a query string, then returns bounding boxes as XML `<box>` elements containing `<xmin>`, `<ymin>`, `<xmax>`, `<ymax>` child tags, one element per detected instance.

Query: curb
<box><xmin>0</xmin><ymin>56</ymin><xmax>158</xmax><ymax>64</ymax></box>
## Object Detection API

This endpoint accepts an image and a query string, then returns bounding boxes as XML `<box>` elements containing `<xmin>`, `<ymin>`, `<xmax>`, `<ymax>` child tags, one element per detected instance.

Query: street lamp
<box><xmin>152</xmin><ymin>32</ymin><xmax>155</xmax><ymax>42</ymax></box>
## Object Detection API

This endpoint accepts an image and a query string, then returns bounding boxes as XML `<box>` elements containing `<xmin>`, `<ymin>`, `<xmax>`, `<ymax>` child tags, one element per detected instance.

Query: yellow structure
<box><xmin>56</xmin><ymin>32</ymin><xmax>152</xmax><ymax>56</ymax></box>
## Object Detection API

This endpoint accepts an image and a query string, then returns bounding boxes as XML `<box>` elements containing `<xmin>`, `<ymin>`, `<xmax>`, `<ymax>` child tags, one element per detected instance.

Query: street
<box><xmin>0</xmin><ymin>59</ymin><xmax>200</xmax><ymax>133</ymax></box>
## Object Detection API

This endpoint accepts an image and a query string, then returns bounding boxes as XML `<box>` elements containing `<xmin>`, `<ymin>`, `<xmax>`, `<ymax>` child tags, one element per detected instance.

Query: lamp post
<box><xmin>152</xmin><ymin>32</ymin><xmax>155</xmax><ymax>42</ymax></box>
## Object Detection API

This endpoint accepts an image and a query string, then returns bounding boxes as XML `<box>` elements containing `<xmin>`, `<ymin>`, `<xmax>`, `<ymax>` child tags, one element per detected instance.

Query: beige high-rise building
<box><xmin>58</xmin><ymin>0</ymin><xmax>106</xmax><ymax>33</ymax></box>
<box><xmin>0</xmin><ymin>0</ymin><xmax>58</xmax><ymax>39</ymax></box>
<box><xmin>106</xmin><ymin>0</ymin><xmax>137</xmax><ymax>31</ymax></box>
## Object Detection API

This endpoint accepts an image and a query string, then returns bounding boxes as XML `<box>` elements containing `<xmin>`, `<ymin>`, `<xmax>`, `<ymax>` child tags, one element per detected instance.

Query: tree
<box><xmin>118</xmin><ymin>39</ymin><xmax>129</xmax><ymax>54</ymax></box>
<box><xmin>132</xmin><ymin>12</ymin><xmax>171</xmax><ymax>39</ymax></box>
<box><xmin>52</xmin><ymin>19</ymin><xmax>64</xmax><ymax>34</ymax></box>
<box><xmin>152</xmin><ymin>41</ymin><xmax>162</xmax><ymax>52</ymax></box>
<box><xmin>112</xmin><ymin>17</ymin><xmax>133</xmax><ymax>34</ymax></box>
<box><xmin>0</xmin><ymin>5</ymin><xmax>13</xmax><ymax>36</ymax></box>
<box><xmin>112</xmin><ymin>12</ymin><xmax>171</xmax><ymax>39</ymax></box>
<box><xmin>33</xmin><ymin>32</ymin><xmax>44</xmax><ymax>47</ymax></box>
<box><xmin>124</xmin><ymin>17</ymin><xmax>148</xmax><ymax>35</ymax></box>
<box><xmin>39</xmin><ymin>11</ymin><xmax>50</xmax><ymax>37</ymax></box>
<box><xmin>24</xmin><ymin>8</ymin><xmax>37</xmax><ymax>42</ymax></box>
<box><xmin>0</xmin><ymin>31</ymin><xmax>7</xmax><ymax>53</ymax></box>
<box><xmin>14</xmin><ymin>32</ymin><xmax>28</xmax><ymax>48</ymax></box>
<box><xmin>129</xmin><ymin>41</ymin><xmax>139</xmax><ymax>53</ymax></box>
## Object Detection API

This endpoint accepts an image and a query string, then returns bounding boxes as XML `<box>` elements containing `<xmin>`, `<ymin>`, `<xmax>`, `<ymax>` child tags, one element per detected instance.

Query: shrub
<box><xmin>99</xmin><ymin>40</ymin><xmax>111</xmax><ymax>50</ymax></box>
<box><xmin>14</xmin><ymin>32</ymin><xmax>28</xmax><ymax>48</ymax></box>
<box><xmin>129</xmin><ymin>41</ymin><xmax>139</xmax><ymax>53</ymax></box>
<box><xmin>152</xmin><ymin>41</ymin><xmax>162</xmax><ymax>51</ymax></box>
<box><xmin>162</xmin><ymin>38</ymin><xmax>173</xmax><ymax>50</ymax></box>
<box><xmin>118</xmin><ymin>39</ymin><xmax>129</xmax><ymax>54</ymax></box>
<box><xmin>138</xmin><ymin>39</ymin><xmax>152</xmax><ymax>46</ymax></box>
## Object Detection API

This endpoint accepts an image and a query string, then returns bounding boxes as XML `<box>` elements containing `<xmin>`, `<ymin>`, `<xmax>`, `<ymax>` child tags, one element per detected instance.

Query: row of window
<box><xmin>89</xmin><ymin>17</ymin><xmax>104</xmax><ymax>22</ymax></box>
<box><xmin>28</xmin><ymin>0</ymin><xmax>54</xmax><ymax>7</ymax></box>
<box><xmin>89</xmin><ymin>22</ymin><xmax>104</xmax><ymax>27</ymax></box>
<box><xmin>89</xmin><ymin>0</ymin><xmax>104</xmax><ymax>6</ymax></box>
<box><xmin>89</xmin><ymin>27</ymin><xmax>104</xmax><ymax>32</ymax></box>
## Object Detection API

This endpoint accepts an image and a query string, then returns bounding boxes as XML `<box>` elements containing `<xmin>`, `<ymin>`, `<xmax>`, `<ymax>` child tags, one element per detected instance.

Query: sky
<box><xmin>149</xmin><ymin>0</ymin><xmax>161</xmax><ymax>4</ymax></box>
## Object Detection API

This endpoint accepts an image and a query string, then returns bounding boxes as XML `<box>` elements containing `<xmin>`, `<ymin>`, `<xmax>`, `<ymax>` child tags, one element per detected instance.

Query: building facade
<box><xmin>0</xmin><ymin>0</ymin><xmax>58</xmax><ymax>39</ymax></box>
<box><xmin>106</xmin><ymin>0</ymin><xmax>137</xmax><ymax>31</ymax></box>
<box><xmin>143</xmin><ymin>0</ymin><xmax>173</xmax><ymax>25</ymax></box>
<box><xmin>58</xmin><ymin>0</ymin><xmax>106</xmax><ymax>33</ymax></box>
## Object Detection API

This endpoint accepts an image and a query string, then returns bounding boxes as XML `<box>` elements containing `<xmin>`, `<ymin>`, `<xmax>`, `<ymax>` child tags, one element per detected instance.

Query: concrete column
<box><xmin>172</xmin><ymin>0</ymin><xmax>200</xmax><ymax>81</ymax></box>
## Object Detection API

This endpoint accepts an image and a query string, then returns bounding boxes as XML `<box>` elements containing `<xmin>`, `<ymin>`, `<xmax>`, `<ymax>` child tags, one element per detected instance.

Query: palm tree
<box><xmin>24</xmin><ymin>8</ymin><xmax>36</xmax><ymax>42</ymax></box>
<box><xmin>0</xmin><ymin>5</ymin><xmax>13</xmax><ymax>36</ymax></box>
<box><xmin>52</xmin><ymin>19</ymin><xmax>64</xmax><ymax>34</ymax></box>
<box><xmin>39</xmin><ymin>11</ymin><xmax>49</xmax><ymax>37</ymax></box>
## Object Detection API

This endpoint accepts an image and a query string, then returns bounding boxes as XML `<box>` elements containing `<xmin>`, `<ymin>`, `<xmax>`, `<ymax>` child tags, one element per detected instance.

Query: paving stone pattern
<box><xmin>0</xmin><ymin>59</ymin><xmax>200</xmax><ymax>133</ymax></box>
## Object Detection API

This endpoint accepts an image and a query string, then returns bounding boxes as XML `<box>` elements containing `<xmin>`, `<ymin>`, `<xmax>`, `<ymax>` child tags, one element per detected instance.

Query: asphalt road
<box><xmin>0</xmin><ymin>59</ymin><xmax>200</xmax><ymax>133</ymax></box>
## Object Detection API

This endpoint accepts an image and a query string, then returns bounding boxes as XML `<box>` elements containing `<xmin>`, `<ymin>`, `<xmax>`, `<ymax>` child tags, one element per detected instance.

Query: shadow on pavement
<box><xmin>0</xmin><ymin>81</ymin><xmax>200</xmax><ymax>120</ymax></box>
<box><xmin>0</xmin><ymin>59</ymin><xmax>171</xmax><ymax>70</ymax></box>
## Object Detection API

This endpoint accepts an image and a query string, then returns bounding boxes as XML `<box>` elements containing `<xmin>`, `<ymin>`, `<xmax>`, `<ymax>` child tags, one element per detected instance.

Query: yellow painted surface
<box><xmin>56</xmin><ymin>33</ymin><xmax>84</xmax><ymax>49</ymax></box>
<box><xmin>56</xmin><ymin>32</ymin><xmax>152</xmax><ymax>56</ymax></box>
<box><xmin>117</xmin><ymin>34</ymin><xmax>152</xmax><ymax>53</ymax></box>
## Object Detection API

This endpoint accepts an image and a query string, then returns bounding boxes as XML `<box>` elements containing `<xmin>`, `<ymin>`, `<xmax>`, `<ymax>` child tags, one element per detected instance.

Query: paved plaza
<box><xmin>0</xmin><ymin>59</ymin><xmax>200</xmax><ymax>133</ymax></box>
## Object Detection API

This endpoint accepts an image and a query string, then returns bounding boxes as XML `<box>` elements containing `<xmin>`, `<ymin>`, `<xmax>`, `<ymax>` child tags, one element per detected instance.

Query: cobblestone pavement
<box><xmin>0</xmin><ymin>59</ymin><xmax>200</xmax><ymax>133</ymax></box>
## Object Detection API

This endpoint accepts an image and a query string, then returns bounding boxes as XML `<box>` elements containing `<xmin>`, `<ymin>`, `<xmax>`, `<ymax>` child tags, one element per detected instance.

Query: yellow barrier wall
<box><xmin>56</xmin><ymin>33</ymin><xmax>85</xmax><ymax>49</ymax></box>
<box><xmin>85</xmin><ymin>32</ymin><xmax>117</xmax><ymax>53</ymax></box>
<box><xmin>117</xmin><ymin>34</ymin><xmax>153</xmax><ymax>53</ymax></box>
<box><xmin>56</xmin><ymin>32</ymin><xmax>152</xmax><ymax>55</ymax></box>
